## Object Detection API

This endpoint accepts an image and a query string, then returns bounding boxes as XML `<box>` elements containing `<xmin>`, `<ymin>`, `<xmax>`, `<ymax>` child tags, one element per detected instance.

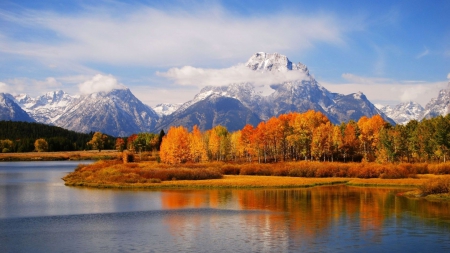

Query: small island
<box><xmin>62</xmin><ymin>157</ymin><xmax>450</xmax><ymax>201</ymax></box>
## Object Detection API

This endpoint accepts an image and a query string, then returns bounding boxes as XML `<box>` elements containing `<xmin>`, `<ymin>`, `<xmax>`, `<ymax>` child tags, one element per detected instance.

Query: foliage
<box><xmin>0</xmin><ymin>121</ymin><xmax>115</xmax><ymax>152</ymax></box>
<box><xmin>87</xmin><ymin>132</ymin><xmax>109</xmax><ymax>152</ymax></box>
<box><xmin>34</xmin><ymin>138</ymin><xmax>48</xmax><ymax>152</ymax></box>
<box><xmin>419</xmin><ymin>177</ymin><xmax>450</xmax><ymax>195</ymax></box>
<box><xmin>159</xmin><ymin>111</ymin><xmax>450</xmax><ymax>164</ymax></box>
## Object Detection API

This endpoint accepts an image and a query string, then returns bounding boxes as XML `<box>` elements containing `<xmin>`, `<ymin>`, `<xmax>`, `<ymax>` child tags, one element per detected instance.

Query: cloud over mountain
<box><xmin>78</xmin><ymin>74</ymin><xmax>126</xmax><ymax>94</ymax></box>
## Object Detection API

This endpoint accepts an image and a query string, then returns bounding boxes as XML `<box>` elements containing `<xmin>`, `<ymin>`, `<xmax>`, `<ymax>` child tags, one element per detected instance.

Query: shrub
<box><xmin>379</xmin><ymin>164</ymin><xmax>410</xmax><ymax>179</ymax></box>
<box><xmin>240</xmin><ymin>164</ymin><xmax>272</xmax><ymax>176</ymax></box>
<box><xmin>221</xmin><ymin>164</ymin><xmax>241</xmax><ymax>175</ymax></box>
<box><xmin>429</xmin><ymin>163</ymin><xmax>450</xmax><ymax>174</ymax></box>
<box><xmin>287</xmin><ymin>162</ymin><xmax>317</xmax><ymax>177</ymax></box>
<box><xmin>419</xmin><ymin>177</ymin><xmax>450</xmax><ymax>195</ymax></box>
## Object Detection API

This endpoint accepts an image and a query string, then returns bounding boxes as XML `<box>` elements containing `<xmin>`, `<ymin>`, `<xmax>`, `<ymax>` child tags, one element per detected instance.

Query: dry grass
<box><xmin>64</xmin><ymin>174</ymin><xmax>350</xmax><ymax>189</ymax></box>
<box><xmin>62</xmin><ymin>160</ymin><xmax>450</xmax><ymax>197</ymax></box>
<box><xmin>0</xmin><ymin>150</ymin><xmax>121</xmax><ymax>161</ymax></box>
<box><xmin>63</xmin><ymin>160</ymin><xmax>223</xmax><ymax>186</ymax></box>
<box><xmin>419</xmin><ymin>176</ymin><xmax>450</xmax><ymax>195</ymax></box>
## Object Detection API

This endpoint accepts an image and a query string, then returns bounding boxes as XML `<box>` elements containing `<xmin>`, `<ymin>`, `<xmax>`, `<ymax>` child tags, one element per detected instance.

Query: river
<box><xmin>1</xmin><ymin>161</ymin><xmax>450</xmax><ymax>252</ymax></box>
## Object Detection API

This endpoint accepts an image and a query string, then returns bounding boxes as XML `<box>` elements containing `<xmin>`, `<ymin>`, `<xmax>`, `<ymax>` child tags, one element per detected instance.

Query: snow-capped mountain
<box><xmin>156</xmin><ymin>95</ymin><xmax>261</xmax><ymax>132</ymax></box>
<box><xmin>15</xmin><ymin>90</ymin><xmax>76</xmax><ymax>124</ymax></box>
<box><xmin>379</xmin><ymin>102</ymin><xmax>425</xmax><ymax>125</ymax></box>
<box><xmin>152</xmin><ymin>103</ymin><xmax>182</xmax><ymax>117</ymax></box>
<box><xmin>0</xmin><ymin>93</ymin><xmax>35</xmax><ymax>122</ymax></box>
<box><xmin>421</xmin><ymin>84</ymin><xmax>450</xmax><ymax>120</ymax></box>
<box><xmin>159</xmin><ymin>52</ymin><xmax>394</xmax><ymax>131</ymax></box>
<box><xmin>246</xmin><ymin>52</ymin><xmax>309</xmax><ymax>72</ymax></box>
<box><xmin>55</xmin><ymin>88</ymin><xmax>159</xmax><ymax>136</ymax></box>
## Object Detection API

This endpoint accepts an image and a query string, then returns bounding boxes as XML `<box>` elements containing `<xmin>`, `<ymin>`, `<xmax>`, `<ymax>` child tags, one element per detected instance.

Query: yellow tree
<box><xmin>311</xmin><ymin>122</ymin><xmax>333</xmax><ymax>161</ymax></box>
<box><xmin>160</xmin><ymin>126</ymin><xmax>190</xmax><ymax>164</ymax></box>
<box><xmin>358</xmin><ymin>115</ymin><xmax>385</xmax><ymax>161</ymax></box>
<box><xmin>229</xmin><ymin>131</ymin><xmax>241</xmax><ymax>161</ymax></box>
<box><xmin>208</xmin><ymin>129</ymin><xmax>221</xmax><ymax>161</ymax></box>
<box><xmin>190</xmin><ymin>125</ymin><xmax>208</xmax><ymax>162</ymax></box>
<box><xmin>34</xmin><ymin>138</ymin><xmax>48</xmax><ymax>152</ymax></box>
<box><xmin>331</xmin><ymin>125</ymin><xmax>343</xmax><ymax>162</ymax></box>
<box><xmin>87</xmin><ymin>132</ymin><xmax>108</xmax><ymax>152</ymax></box>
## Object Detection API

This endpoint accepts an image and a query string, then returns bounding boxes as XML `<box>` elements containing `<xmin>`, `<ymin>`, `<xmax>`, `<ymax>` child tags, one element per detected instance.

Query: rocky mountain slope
<box><xmin>9</xmin><ymin>52</ymin><xmax>450</xmax><ymax>135</ymax></box>
<box><xmin>379</xmin><ymin>84</ymin><xmax>449</xmax><ymax>125</ymax></box>
<box><xmin>0</xmin><ymin>93</ymin><xmax>35</xmax><ymax>122</ymax></box>
<box><xmin>54</xmin><ymin>88</ymin><xmax>159</xmax><ymax>136</ymax></box>
<box><xmin>152</xmin><ymin>103</ymin><xmax>182</xmax><ymax>117</ymax></box>
<box><xmin>379</xmin><ymin>102</ymin><xmax>425</xmax><ymax>125</ymax></box>
<box><xmin>15</xmin><ymin>90</ymin><xmax>76</xmax><ymax>124</ymax></box>
<box><xmin>157</xmin><ymin>52</ymin><xmax>394</xmax><ymax>131</ymax></box>
<box><xmin>421</xmin><ymin>84</ymin><xmax>450</xmax><ymax>120</ymax></box>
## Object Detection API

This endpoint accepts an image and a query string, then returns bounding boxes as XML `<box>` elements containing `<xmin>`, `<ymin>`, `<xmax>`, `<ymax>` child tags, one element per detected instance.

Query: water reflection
<box><xmin>157</xmin><ymin>186</ymin><xmax>450</xmax><ymax>251</ymax></box>
<box><xmin>1</xmin><ymin>162</ymin><xmax>450</xmax><ymax>252</ymax></box>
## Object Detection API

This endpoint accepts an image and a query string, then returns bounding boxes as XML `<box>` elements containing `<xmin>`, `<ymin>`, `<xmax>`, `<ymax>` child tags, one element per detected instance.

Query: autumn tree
<box><xmin>87</xmin><ymin>132</ymin><xmax>108</xmax><ymax>152</ymax></box>
<box><xmin>127</xmin><ymin>134</ymin><xmax>138</xmax><ymax>151</ymax></box>
<box><xmin>340</xmin><ymin>121</ymin><xmax>359</xmax><ymax>162</ymax></box>
<box><xmin>0</xmin><ymin>139</ymin><xmax>13</xmax><ymax>153</ymax></box>
<box><xmin>190</xmin><ymin>125</ymin><xmax>208</xmax><ymax>162</ymax></box>
<box><xmin>358</xmin><ymin>115</ymin><xmax>385</xmax><ymax>161</ymax></box>
<box><xmin>160</xmin><ymin>126</ymin><xmax>190</xmax><ymax>164</ymax></box>
<box><xmin>240</xmin><ymin>124</ymin><xmax>255</xmax><ymax>162</ymax></box>
<box><xmin>229</xmin><ymin>131</ymin><xmax>241</xmax><ymax>161</ymax></box>
<box><xmin>34</xmin><ymin>138</ymin><xmax>48</xmax><ymax>152</ymax></box>
<box><xmin>115</xmin><ymin>138</ymin><xmax>126</xmax><ymax>152</ymax></box>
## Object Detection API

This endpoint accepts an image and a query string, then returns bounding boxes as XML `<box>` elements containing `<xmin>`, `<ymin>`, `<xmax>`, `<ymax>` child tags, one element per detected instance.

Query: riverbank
<box><xmin>0</xmin><ymin>150</ymin><xmax>121</xmax><ymax>161</ymax></box>
<box><xmin>61</xmin><ymin>160</ymin><xmax>450</xmax><ymax>202</ymax></box>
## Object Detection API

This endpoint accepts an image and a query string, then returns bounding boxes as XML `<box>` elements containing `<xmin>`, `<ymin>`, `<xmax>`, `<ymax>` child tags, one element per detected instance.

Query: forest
<box><xmin>160</xmin><ymin>110</ymin><xmax>450</xmax><ymax>164</ymax></box>
<box><xmin>0</xmin><ymin>121</ymin><xmax>116</xmax><ymax>152</ymax></box>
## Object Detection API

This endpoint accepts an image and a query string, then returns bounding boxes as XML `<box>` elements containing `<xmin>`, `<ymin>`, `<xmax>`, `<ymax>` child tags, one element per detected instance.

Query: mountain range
<box><xmin>1</xmin><ymin>53</ymin><xmax>448</xmax><ymax>136</ymax></box>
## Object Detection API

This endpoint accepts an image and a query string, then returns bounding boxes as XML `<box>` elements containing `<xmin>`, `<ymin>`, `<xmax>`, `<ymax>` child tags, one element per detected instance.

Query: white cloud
<box><xmin>0</xmin><ymin>5</ymin><xmax>353</xmax><ymax>68</ymax></box>
<box><xmin>78</xmin><ymin>74</ymin><xmax>126</xmax><ymax>95</ymax></box>
<box><xmin>0</xmin><ymin>82</ymin><xmax>9</xmax><ymax>93</ymax></box>
<box><xmin>447</xmin><ymin>73</ymin><xmax>450</xmax><ymax>79</ymax></box>
<box><xmin>35</xmin><ymin>77</ymin><xmax>61</xmax><ymax>88</ymax></box>
<box><xmin>321</xmin><ymin>73</ymin><xmax>448</xmax><ymax>106</ymax></box>
<box><xmin>1</xmin><ymin>77</ymin><xmax>66</xmax><ymax>96</ymax></box>
<box><xmin>416</xmin><ymin>48</ymin><xmax>429</xmax><ymax>59</ymax></box>
<box><xmin>158</xmin><ymin>64</ymin><xmax>309</xmax><ymax>87</ymax></box>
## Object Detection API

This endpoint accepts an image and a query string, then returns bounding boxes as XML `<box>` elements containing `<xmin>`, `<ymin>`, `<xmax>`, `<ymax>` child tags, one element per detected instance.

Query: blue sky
<box><xmin>0</xmin><ymin>0</ymin><xmax>449</xmax><ymax>106</ymax></box>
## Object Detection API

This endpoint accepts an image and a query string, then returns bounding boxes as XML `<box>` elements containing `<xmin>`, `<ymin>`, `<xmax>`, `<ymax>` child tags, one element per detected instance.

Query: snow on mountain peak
<box><xmin>152</xmin><ymin>103</ymin><xmax>182</xmax><ymax>117</ymax></box>
<box><xmin>245</xmin><ymin>52</ymin><xmax>310</xmax><ymax>75</ymax></box>
<box><xmin>379</xmin><ymin>101</ymin><xmax>424</xmax><ymax>125</ymax></box>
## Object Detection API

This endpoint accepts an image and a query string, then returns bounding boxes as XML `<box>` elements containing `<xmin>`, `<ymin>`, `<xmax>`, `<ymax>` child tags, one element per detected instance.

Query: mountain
<box><xmin>156</xmin><ymin>95</ymin><xmax>261</xmax><ymax>132</ymax></box>
<box><xmin>159</xmin><ymin>52</ymin><xmax>394</xmax><ymax>131</ymax></box>
<box><xmin>379</xmin><ymin>102</ymin><xmax>424</xmax><ymax>125</ymax></box>
<box><xmin>0</xmin><ymin>93</ymin><xmax>35</xmax><ymax>122</ymax></box>
<box><xmin>15</xmin><ymin>90</ymin><xmax>76</xmax><ymax>125</ymax></box>
<box><xmin>152</xmin><ymin>103</ymin><xmax>182</xmax><ymax>117</ymax></box>
<box><xmin>55</xmin><ymin>88</ymin><xmax>159</xmax><ymax>136</ymax></box>
<box><xmin>329</xmin><ymin>92</ymin><xmax>395</xmax><ymax>124</ymax></box>
<box><xmin>421</xmin><ymin>84</ymin><xmax>450</xmax><ymax>120</ymax></box>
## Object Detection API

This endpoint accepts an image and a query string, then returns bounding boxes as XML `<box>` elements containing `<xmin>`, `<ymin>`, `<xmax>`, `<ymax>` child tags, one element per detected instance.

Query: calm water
<box><xmin>1</xmin><ymin>162</ymin><xmax>450</xmax><ymax>253</ymax></box>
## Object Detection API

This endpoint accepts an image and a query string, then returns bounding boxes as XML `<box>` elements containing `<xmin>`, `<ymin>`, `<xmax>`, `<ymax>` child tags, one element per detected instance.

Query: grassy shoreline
<box><xmin>63</xmin><ymin>174</ymin><xmax>450</xmax><ymax>201</ymax></box>
<box><xmin>0</xmin><ymin>150</ymin><xmax>121</xmax><ymax>161</ymax></box>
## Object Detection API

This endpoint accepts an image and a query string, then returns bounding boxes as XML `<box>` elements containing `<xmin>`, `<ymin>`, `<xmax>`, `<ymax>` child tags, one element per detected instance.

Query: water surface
<box><xmin>1</xmin><ymin>161</ymin><xmax>450</xmax><ymax>252</ymax></box>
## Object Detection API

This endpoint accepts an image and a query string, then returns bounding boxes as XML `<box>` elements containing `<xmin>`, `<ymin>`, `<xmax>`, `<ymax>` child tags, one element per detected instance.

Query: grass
<box><xmin>63</xmin><ymin>160</ymin><xmax>450</xmax><ymax>193</ymax></box>
<box><xmin>0</xmin><ymin>150</ymin><xmax>121</xmax><ymax>161</ymax></box>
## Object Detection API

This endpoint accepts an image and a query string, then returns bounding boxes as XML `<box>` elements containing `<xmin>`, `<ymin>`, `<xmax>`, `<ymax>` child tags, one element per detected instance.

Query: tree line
<box><xmin>160</xmin><ymin>110</ymin><xmax>450</xmax><ymax>164</ymax></box>
<box><xmin>0</xmin><ymin>121</ymin><xmax>115</xmax><ymax>152</ymax></box>
<box><xmin>0</xmin><ymin>121</ymin><xmax>166</xmax><ymax>153</ymax></box>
